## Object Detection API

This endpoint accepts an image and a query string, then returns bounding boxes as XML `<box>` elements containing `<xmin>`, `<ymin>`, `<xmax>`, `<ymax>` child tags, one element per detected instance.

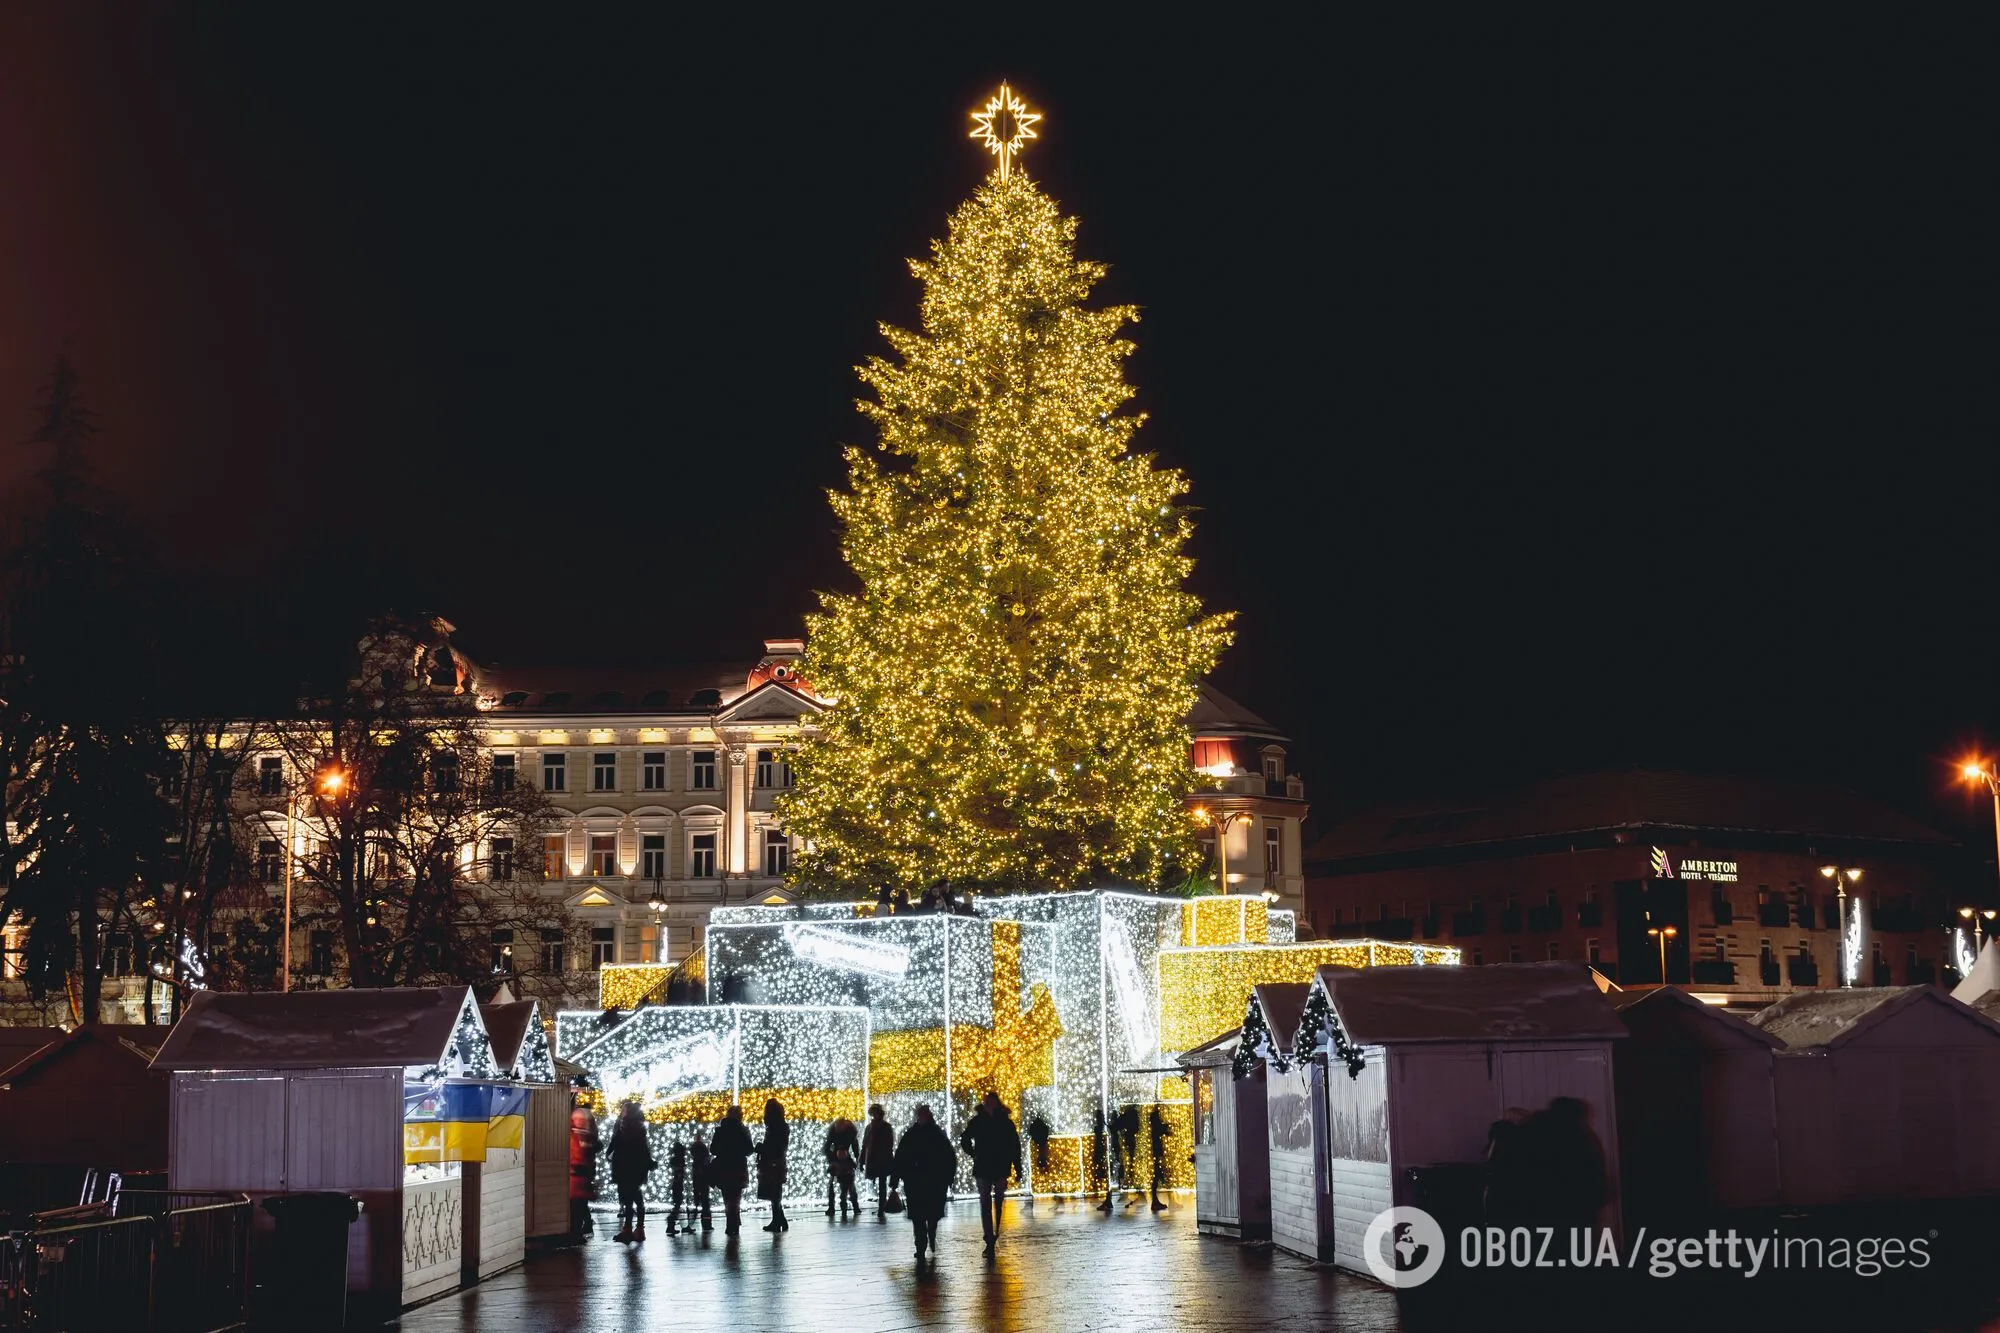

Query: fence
<box><xmin>0</xmin><ymin>1190</ymin><xmax>250</xmax><ymax>1332</ymax></box>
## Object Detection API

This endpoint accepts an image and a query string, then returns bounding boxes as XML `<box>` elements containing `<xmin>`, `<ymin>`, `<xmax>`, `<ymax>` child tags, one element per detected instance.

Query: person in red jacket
<box><xmin>568</xmin><ymin>1084</ymin><xmax>601</xmax><ymax>1244</ymax></box>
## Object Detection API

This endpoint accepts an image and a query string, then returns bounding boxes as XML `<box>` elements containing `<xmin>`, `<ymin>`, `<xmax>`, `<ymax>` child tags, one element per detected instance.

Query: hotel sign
<box><xmin>1651</xmin><ymin>847</ymin><xmax>1738</xmax><ymax>882</ymax></box>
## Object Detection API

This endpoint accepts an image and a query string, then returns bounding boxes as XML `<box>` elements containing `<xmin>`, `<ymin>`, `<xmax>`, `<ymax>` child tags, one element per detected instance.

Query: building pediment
<box><xmin>715</xmin><ymin>680</ymin><xmax>824</xmax><ymax>725</ymax></box>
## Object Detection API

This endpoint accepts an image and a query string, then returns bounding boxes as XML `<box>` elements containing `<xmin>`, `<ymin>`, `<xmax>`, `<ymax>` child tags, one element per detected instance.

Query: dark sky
<box><xmin>3</xmin><ymin>9</ymin><xmax>1997</xmax><ymax>837</ymax></box>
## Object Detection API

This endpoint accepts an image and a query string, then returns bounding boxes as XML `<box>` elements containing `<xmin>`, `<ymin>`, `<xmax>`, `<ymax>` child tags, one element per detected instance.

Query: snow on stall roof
<box><xmin>1609</xmin><ymin>986</ymin><xmax>1782</xmax><ymax>1048</ymax></box>
<box><xmin>1252</xmin><ymin>984</ymin><xmax>1311</xmax><ymax>1055</ymax></box>
<box><xmin>1318</xmin><ymin>962</ymin><xmax>1625</xmax><ymax>1045</ymax></box>
<box><xmin>1174</xmin><ymin>1027</ymin><xmax>1241</xmax><ymax>1069</ymax></box>
<box><xmin>1748</xmin><ymin>987</ymin><xmax>1935</xmax><ymax>1050</ymax></box>
<box><xmin>150</xmin><ymin>986</ymin><xmax>476</xmax><ymax>1071</ymax></box>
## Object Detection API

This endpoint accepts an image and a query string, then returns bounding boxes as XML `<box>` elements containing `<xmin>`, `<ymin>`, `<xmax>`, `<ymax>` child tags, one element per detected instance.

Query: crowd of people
<box><xmin>567</xmin><ymin>1082</ymin><xmax>1026</xmax><ymax>1265</ymax></box>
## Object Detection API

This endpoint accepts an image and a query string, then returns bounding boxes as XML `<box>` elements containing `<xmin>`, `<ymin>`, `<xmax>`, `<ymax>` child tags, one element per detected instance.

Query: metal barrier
<box><xmin>0</xmin><ymin>1193</ymin><xmax>251</xmax><ymax>1333</ymax></box>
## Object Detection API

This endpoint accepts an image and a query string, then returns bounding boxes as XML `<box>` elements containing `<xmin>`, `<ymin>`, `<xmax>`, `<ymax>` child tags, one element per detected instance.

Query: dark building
<box><xmin>1303</xmin><ymin>771</ymin><xmax>1971</xmax><ymax>1008</ymax></box>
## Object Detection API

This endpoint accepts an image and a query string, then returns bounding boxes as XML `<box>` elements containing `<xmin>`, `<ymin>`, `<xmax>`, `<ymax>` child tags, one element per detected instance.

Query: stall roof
<box><xmin>0</xmin><ymin>1024</ymin><xmax>166</xmax><ymax>1084</ymax></box>
<box><xmin>151</xmin><ymin>986</ymin><xmax>480</xmax><ymax>1071</ymax></box>
<box><xmin>1252</xmin><ymin>983</ymin><xmax>1311</xmax><ymax>1055</ymax></box>
<box><xmin>1748</xmin><ymin>986</ymin><xmax>2000</xmax><ymax>1050</ymax></box>
<box><xmin>481</xmin><ymin>1001</ymin><xmax>535</xmax><ymax>1070</ymax></box>
<box><xmin>1610</xmin><ymin>986</ymin><xmax>1782</xmax><ymax>1048</ymax></box>
<box><xmin>1952</xmin><ymin>937</ymin><xmax>2000</xmax><ymax>1006</ymax></box>
<box><xmin>1318</xmin><ymin>962</ymin><xmax>1625</xmax><ymax>1045</ymax></box>
<box><xmin>1173</xmin><ymin>1027</ymin><xmax>1242</xmax><ymax>1070</ymax></box>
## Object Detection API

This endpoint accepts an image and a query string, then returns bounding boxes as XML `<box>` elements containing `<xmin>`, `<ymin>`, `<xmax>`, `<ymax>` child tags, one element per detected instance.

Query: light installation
<box><xmin>1844</xmin><ymin>896</ymin><xmax>1866</xmax><ymax>987</ymax></box>
<box><xmin>969</xmin><ymin>81</ymin><xmax>1040</xmax><ymax>180</ymax></box>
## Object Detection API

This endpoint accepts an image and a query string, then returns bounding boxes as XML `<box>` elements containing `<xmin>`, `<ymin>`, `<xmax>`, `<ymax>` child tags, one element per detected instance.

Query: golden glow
<box><xmin>780</xmin><ymin>169</ymin><xmax>1231</xmax><ymax>891</ymax></box>
<box><xmin>866</xmin><ymin>920</ymin><xmax>1062</xmax><ymax>1107</ymax></box>
<box><xmin>599</xmin><ymin>963</ymin><xmax>673</xmax><ymax>1010</ymax></box>
<box><xmin>319</xmin><ymin>769</ymin><xmax>344</xmax><ymax>794</ymax></box>
<box><xmin>969</xmin><ymin>82</ymin><xmax>1040</xmax><ymax>180</ymax></box>
<box><xmin>492</xmin><ymin>731</ymin><xmax>518</xmax><ymax>747</ymax></box>
<box><xmin>1965</xmin><ymin>759</ymin><xmax>1991</xmax><ymax>783</ymax></box>
<box><xmin>638</xmin><ymin>1087</ymin><xmax>866</xmax><ymax>1126</ymax></box>
<box><xmin>1156</xmin><ymin>940</ymin><xmax>1459</xmax><ymax>1054</ymax></box>
<box><xmin>638</xmin><ymin>728</ymin><xmax>667</xmax><ymax>744</ymax></box>
<box><xmin>1180</xmin><ymin>894</ymin><xmax>1267</xmax><ymax>948</ymax></box>
<box><xmin>589</xmin><ymin>729</ymin><xmax>615</xmax><ymax>745</ymax></box>
<box><xmin>539</xmin><ymin>730</ymin><xmax>570</xmax><ymax>746</ymax></box>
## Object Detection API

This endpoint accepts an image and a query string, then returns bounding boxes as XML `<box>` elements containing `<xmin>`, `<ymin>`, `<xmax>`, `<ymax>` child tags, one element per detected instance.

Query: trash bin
<box><xmin>261</xmin><ymin>1193</ymin><xmax>362</xmax><ymax>1328</ymax></box>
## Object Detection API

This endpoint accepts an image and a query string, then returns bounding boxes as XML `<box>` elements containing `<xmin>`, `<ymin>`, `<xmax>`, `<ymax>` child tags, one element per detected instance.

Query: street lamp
<box><xmin>1820</xmin><ymin>865</ymin><xmax>1863</xmax><ymax>987</ymax></box>
<box><xmin>647</xmin><ymin>881</ymin><xmax>669</xmax><ymax>963</ymax></box>
<box><xmin>1646</xmin><ymin>924</ymin><xmax>1679</xmax><ymax>985</ymax></box>
<box><xmin>1193</xmin><ymin>806</ymin><xmax>1251</xmax><ymax>893</ymax></box>
<box><xmin>282</xmin><ymin>766</ymin><xmax>344</xmax><ymax>994</ymax></box>
<box><xmin>1963</xmin><ymin>760</ymin><xmax>2000</xmax><ymax>894</ymax></box>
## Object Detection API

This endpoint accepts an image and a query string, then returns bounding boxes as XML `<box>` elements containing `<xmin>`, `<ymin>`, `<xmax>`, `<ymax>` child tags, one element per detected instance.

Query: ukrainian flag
<box><xmin>486</xmin><ymin>1085</ymin><xmax>529</xmax><ymax>1151</ymax></box>
<box><xmin>404</xmin><ymin>1082</ymin><xmax>492</xmax><ymax>1164</ymax></box>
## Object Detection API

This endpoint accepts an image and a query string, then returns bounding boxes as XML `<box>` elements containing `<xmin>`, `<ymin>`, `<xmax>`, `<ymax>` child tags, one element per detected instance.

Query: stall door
<box><xmin>1498</xmin><ymin>1045</ymin><xmax>1620</xmax><ymax>1235</ymax></box>
<box><xmin>1211</xmin><ymin>1072</ymin><xmax>1240</xmax><ymax>1225</ymax></box>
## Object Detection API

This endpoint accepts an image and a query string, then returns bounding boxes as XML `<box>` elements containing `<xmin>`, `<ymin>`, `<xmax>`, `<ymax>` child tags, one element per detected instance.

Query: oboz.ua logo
<box><xmin>1362</xmin><ymin>1206</ymin><xmax>1446</xmax><ymax>1288</ymax></box>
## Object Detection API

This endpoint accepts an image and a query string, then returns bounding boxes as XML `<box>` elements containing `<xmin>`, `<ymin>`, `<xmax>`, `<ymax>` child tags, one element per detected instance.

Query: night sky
<box><xmin>3</xmin><ymin>10</ymin><xmax>1996</xmax><ymax>839</ymax></box>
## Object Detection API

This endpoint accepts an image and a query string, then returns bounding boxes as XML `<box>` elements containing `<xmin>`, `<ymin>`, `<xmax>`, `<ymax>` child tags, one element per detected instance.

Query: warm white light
<box><xmin>969</xmin><ymin>82</ymin><xmax>1040</xmax><ymax>180</ymax></box>
<box><xmin>784</xmin><ymin>924</ymin><xmax>912</xmax><ymax>978</ymax></box>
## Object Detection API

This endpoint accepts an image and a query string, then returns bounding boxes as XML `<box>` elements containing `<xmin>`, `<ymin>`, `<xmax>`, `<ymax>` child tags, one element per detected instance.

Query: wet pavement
<box><xmin>389</xmin><ymin>1196</ymin><xmax>1404</xmax><ymax>1332</ymax></box>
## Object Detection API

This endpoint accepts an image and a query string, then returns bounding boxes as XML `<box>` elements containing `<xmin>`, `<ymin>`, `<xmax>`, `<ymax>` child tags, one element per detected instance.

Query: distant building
<box><xmin>1303</xmin><ymin>770</ymin><xmax>1967</xmax><ymax>1006</ymax></box>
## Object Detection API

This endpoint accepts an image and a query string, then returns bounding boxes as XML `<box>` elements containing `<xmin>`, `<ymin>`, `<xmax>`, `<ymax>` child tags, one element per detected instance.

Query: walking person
<box><xmin>1147</xmin><ymin>1104</ymin><xmax>1168</xmax><ymax>1211</ymax></box>
<box><xmin>666</xmin><ymin>1139</ymin><xmax>688</xmax><ymax>1233</ymax></box>
<box><xmin>691</xmin><ymin>1128</ymin><xmax>714</xmax><ymax>1232</ymax></box>
<box><xmin>757</xmin><ymin>1098</ymin><xmax>791</xmax><ymax>1232</ymax></box>
<box><xmin>891</xmin><ymin>1104</ymin><xmax>957</xmax><ymax>1265</ymax></box>
<box><xmin>823</xmin><ymin>1114</ymin><xmax>861</xmax><ymax>1218</ymax></box>
<box><xmin>607</xmin><ymin>1098</ymin><xmax>655</xmax><ymax>1242</ymax></box>
<box><xmin>567</xmin><ymin>1083</ymin><xmax>600</xmax><ymax>1245</ymax></box>
<box><xmin>959</xmin><ymin>1091</ymin><xmax>1022</xmax><ymax>1257</ymax></box>
<box><xmin>709</xmin><ymin>1105</ymin><xmax>755</xmax><ymax>1236</ymax></box>
<box><xmin>861</xmin><ymin>1104</ymin><xmax>896</xmax><ymax>1216</ymax></box>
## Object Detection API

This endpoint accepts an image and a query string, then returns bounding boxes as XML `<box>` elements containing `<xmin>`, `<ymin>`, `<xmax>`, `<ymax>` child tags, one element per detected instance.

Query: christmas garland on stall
<box><xmin>1232</xmin><ymin>990</ymin><xmax>1288</xmax><ymax>1079</ymax></box>
<box><xmin>1295</xmin><ymin>985</ymin><xmax>1367</xmax><ymax>1081</ymax></box>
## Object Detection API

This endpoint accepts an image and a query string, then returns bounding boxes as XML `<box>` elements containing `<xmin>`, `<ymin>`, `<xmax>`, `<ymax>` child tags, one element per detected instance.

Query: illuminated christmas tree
<box><xmin>782</xmin><ymin>86</ymin><xmax>1232</xmax><ymax>894</ymax></box>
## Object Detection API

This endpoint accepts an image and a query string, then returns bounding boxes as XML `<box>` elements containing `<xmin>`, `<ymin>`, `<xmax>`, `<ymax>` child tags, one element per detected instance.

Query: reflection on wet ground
<box><xmin>390</xmin><ymin>1196</ymin><xmax>1404</xmax><ymax>1332</ymax></box>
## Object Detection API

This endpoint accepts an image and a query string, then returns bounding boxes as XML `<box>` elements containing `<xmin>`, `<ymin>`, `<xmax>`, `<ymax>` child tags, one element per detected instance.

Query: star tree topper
<box><xmin>969</xmin><ymin>82</ymin><xmax>1040</xmax><ymax>180</ymax></box>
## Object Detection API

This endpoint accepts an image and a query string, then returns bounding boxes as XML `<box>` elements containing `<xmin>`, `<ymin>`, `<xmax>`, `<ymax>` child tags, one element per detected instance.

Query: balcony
<box><xmin>1757</xmin><ymin>903</ymin><xmax>1792</xmax><ymax>928</ymax></box>
<box><xmin>1823</xmin><ymin>903</ymin><xmax>1842</xmax><ymax>930</ymax></box>
<box><xmin>1575</xmin><ymin>903</ymin><xmax>1604</xmax><ymax>928</ymax></box>
<box><xmin>1872</xmin><ymin>960</ymin><xmax>1893</xmax><ymax>987</ymax></box>
<box><xmin>1760</xmin><ymin>960</ymin><xmax>1782</xmax><ymax>987</ymax></box>
<box><xmin>1419</xmin><ymin>916</ymin><xmax>1442</xmax><ymax>940</ymax></box>
<box><xmin>1691</xmin><ymin>959</ymin><xmax>1737</xmax><ymax>986</ymax></box>
<box><xmin>1526</xmin><ymin>905</ymin><xmax>1562</xmax><ymax>933</ymax></box>
<box><xmin>1451</xmin><ymin>911</ymin><xmax>1487</xmax><ymax>937</ymax></box>
<box><xmin>1498</xmin><ymin>908</ymin><xmax>1524</xmax><ymax>933</ymax></box>
<box><xmin>1710</xmin><ymin>899</ymin><xmax>1734</xmax><ymax>926</ymax></box>
<box><xmin>1787</xmin><ymin>957</ymin><xmax>1820</xmax><ymax>987</ymax></box>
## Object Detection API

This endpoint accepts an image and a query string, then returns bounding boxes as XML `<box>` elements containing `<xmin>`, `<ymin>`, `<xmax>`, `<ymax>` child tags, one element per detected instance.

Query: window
<box><xmin>591</xmin><ymin>925</ymin><xmax>617</xmax><ymax>969</ymax></box>
<box><xmin>691</xmin><ymin>751</ymin><xmax>717</xmax><ymax>790</ymax></box>
<box><xmin>756</xmin><ymin>750</ymin><xmax>776</xmax><ymax>788</ymax></box>
<box><xmin>491</xmin><ymin>928</ymin><xmax>514</xmax><ymax>972</ymax></box>
<box><xmin>539</xmin><ymin>928</ymin><xmax>566</xmax><ymax>974</ymax></box>
<box><xmin>1264</xmin><ymin>825</ymin><xmax>1281</xmax><ymax>875</ymax></box>
<box><xmin>432</xmin><ymin>751</ymin><xmax>459</xmax><ymax>793</ymax></box>
<box><xmin>1586</xmin><ymin>939</ymin><xmax>1601</xmax><ymax>965</ymax></box>
<box><xmin>641</xmin><ymin>833</ymin><xmax>666</xmax><ymax>880</ymax></box>
<box><xmin>491</xmin><ymin>754</ymin><xmax>516</xmax><ymax>793</ymax></box>
<box><xmin>690</xmin><ymin>832</ymin><xmax>717</xmax><ymax>878</ymax></box>
<box><xmin>590</xmin><ymin>833</ymin><xmax>617</xmax><ymax>877</ymax></box>
<box><xmin>162</xmin><ymin>764</ymin><xmax>185</xmax><ymax>799</ymax></box>
<box><xmin>258</xmin><ymin>756</ymin><xmax>284</xmax><ymax>796</ymax></box>
<box><xmin>1507</xmin><ymin>944</ymin><xmax>1522</xmax><ymax>964</ymax></box>
<box><xmin>643</xmin><ymin>752</ymin><xmax>667</xmax><ymax>791</ymax></box>
<box><xmin>764</xmin><ymin>829</ymin><xmax>790</xmax><ymax>877</ymax></box>
<box><xmin>257</xmin><ymin>839</ymin><xmax>281</xmax><ymax>884</ymax></box>
<box><xmin>309</xmin><ymin>931</ymin><xmax>334</xmax><ymax>976</ymax></box>
<box><xmin>1546</xmin><ymin>941</ymin><xmax>1561</xmax><ymax>961</ymax></box>
<box><xmin>490</xmin><ymin>836</ymin><xmax>515</xmax><ymax>881</ymax></box>
<box><xmin>103</xmin><ymin>932</ymin><xmax>134</xmax><ymax>977</ymax></box>
<box><xmin>542</xmin><ymin>752</ymin><xmax>566</xmax><ymax>792</ymax></box>
<box><xmin>592</xmin><ymin>753</ymin><xmax>617</xmax><ymax>792</ymax></box>
<box><xmin>1263</xmin><ymin>753</ymin><xmax>1282</xmax><ymax>782</ymax></box>
<box><xmin>0</xmin><ymin>926</ymin><xmax>20</xmax><ymax>980</ymax></box>
<box><xmin>1471</xmin><ymin>947</ymin><xmax>1485</xmax><ymax>967</ymax></box>
<box><xmin>543</xmin><ymin>835</ymin><xmax>566</xmax><ymax>880</ymax></box>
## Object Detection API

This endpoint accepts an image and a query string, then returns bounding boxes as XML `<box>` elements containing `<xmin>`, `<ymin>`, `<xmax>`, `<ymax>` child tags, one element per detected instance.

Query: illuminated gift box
<box><xmin>565</xmin><ymin>1003</ymin><xmax>871</xmax><ymax>1206</ymax></box>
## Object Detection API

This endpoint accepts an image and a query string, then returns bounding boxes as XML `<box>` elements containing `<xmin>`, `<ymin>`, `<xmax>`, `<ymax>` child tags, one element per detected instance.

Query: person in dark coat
<box><xmin>757</xmin><ymin>1098</ymin><xmax>791</xmax><ymax>1232</ymax></box>
<box><xmin>1483</xmin><ymin>1108</ymin><xmax>1531</xmax><ymax>1226</ymax></box>
<box><xmin>891</xmin><ymin>1104</ymin><xmax>957</xmax><ymax>1263</ymax></box>
<box><xmin>959</xmin><ymin>1091</ymin><xmax>1023</xmax><ymax>1255</ymax></box>
<box><xmin>607</xmin><ymin>1099</ymin><xmax>655</xmax><ymax>1242</ymax></box>
<box><xmin>861</xmin><ymin>1104</ymin><xmax>897</xmax><ymax>1215</ymax></box>
<box><xmin>690</xmin><ymin>1128</ymin><xmax>714</xmax><ymax>1231</ymax></box>
<box><xmin>666</xmin><ymin>1139</ymin><xmax>688</xmax><ymax>1232</ymax></box>
<box><xmin>823</xmin><ymin>1115</ymin><xmax>861</xmax><ymax>1218</ymax></box>
<box><xmin>708</xmin><ymin>1105</ymin><xmax>755</xmax><ymax>1236</ymax></box>
<box><xmin>1537</xmin><ymin>1096</ymin><xmax>1609</xmax><ymax>1237</ymax></box>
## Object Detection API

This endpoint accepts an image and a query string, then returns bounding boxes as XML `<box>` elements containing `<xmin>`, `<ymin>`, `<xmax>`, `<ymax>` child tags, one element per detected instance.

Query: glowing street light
<box><xmin>283</xmin><ymin>766</ymin><xmax>346</xmax><ymax>993</ymax></box>
<box><xmin>1194</xmin><ymin>806</ymin><xmax>1252</xmax><ymax>892</ymax></box>
<box><xmin>1646</xmin><ymin>924</ymin><xmax>1679</xmax><ymax>985</ymax></box>
<box><xmin>1961</xmin><ymin>759</ymin><xmax>2000</xmax><ymax>902</ymax></box>
<box><xmin>1821</xmin><ymin>865</ymin><xmax>1864</xmax><ymax>987</ymax></box>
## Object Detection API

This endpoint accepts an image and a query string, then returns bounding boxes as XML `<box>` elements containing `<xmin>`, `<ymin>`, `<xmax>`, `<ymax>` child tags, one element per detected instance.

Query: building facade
<box><xmin>1</xmin><ymin>617</ymin><xmax>1309</xmax><ymax>1019</ymax></box>
<box><xmin>1304</xmin><ymin>770</ymin><xmax>1971</xmax><ymax>1009</ymax></box>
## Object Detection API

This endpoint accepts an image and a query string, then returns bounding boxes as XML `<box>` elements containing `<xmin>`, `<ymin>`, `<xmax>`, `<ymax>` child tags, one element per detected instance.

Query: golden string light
<box><xmin>969</xmin><ymin>81</ymin><xmax>1040</xmax><ymax>180</ymax></box>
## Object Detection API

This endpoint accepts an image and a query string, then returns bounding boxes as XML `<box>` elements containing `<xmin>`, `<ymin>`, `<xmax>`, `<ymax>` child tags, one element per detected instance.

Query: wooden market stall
<box><xmin>0</xmin><ymin>1025</ymin><xmax>169</xmax><ymax>1218</ymax></box>
<box><xmin>1176</xmin><ymin>1024</ymin><xmax>1270</xmax><ymax>1241</ymax></box>
<box><xmin>468</xmin><ymin>999</ymin><xmax>558</xmax><ymax>1279</ymax></box>
<box><xmin>1304</xmin><ymin>962</ymin><xmax>1626</xmax><ymax>1280</ymax></box>
<box><xmin>150</xmin><ymin>986</ymin><xmax>506</xmax><ymax>1323</ymax></box>
<box><xmin>1611</xmin><ymin>986</ymin><xmax>1782</xmax><ymax>1223</ymax></box>
<box><xmin>1241</xmin><ymin>982</ymin><xmax>1323</xmax><ymax>1261</ymax></box>
<box><xmin>1752</xmin><ymin>986</ymin><xmax>2000</xmax><ymax>1206</ymax></box>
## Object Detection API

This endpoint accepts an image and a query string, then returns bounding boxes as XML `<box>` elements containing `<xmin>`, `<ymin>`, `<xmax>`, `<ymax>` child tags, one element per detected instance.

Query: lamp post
<box><xmin>1646</xmin><ymin>924</ymin><xmax>1678</xmax><ymax>985</ymax></box>
<box><xmin>1958</xmin><ymin>905</ymin><xmax>1997</xmax><ymax>953</ymax></box>
<box><xmin>1820</xmin><ymin>865</ymin><xmax>1863</xmax><ymax>987</ymax></box>
<box><xmin>1963</xmin><ymin>761</ymin><xmax>2000</xmax><ymax>894</ymax></box>
<box><xmin>648</xmin><ymin>881</ymin><xmax>668</xmax><ymax>963</ymax></box>
<box><xmin>1193</xmin><ymin>806</ymin><xmax>1251</xmax><ymax>893</ymax></box>
<box><xmin>281</xmin><ymin>766</ymin><xmax>344</xmax><ymax>994</ymax></box>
